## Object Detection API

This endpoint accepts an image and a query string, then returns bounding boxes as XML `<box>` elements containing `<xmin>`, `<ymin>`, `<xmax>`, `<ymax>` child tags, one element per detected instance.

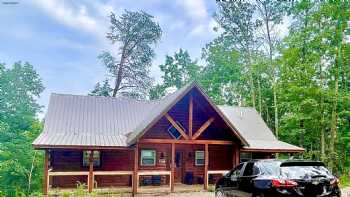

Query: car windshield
<box><xmin>256</xmin><ymin>161</ymin><xmax>281</xmax><ymax>176</ymax></box>
<box><xmin>280</xmin><ymin>166</ymin><xmax>331</xmax><ymax>179</ymax></box>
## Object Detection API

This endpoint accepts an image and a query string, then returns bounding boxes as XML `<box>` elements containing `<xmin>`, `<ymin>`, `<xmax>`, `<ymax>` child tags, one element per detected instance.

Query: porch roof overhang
<box><xmin>241</xmin><ymin>140</ymin><xmax>305</xmax><ymax>153</ymax></box>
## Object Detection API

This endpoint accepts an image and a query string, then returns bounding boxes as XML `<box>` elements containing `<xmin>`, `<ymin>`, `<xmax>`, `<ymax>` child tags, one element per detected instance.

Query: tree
<box><xmin>214</xmin><ymin>1</ymin><xmax>260</xmax><ymax>108</ymax></box>
<box><xmin>201</xmin><ymin>38</ymin><xmax>246</xmax><ymax>105</ymax></box>
<box><xmin>149</xmin><ymin>49</ymin><xmax>200</xmax><ymax>100</ymax></box>
<box><xmin>0</xmin><ymin>62</ymin><xmax>44</xmax><ymax>196</ymax></box>
<box><xmin>254</xmin><ymin>0</ymin><xmax>287</xmax><ymax>138</ymax></box>
<box><xmin>0</xmin><ymin>62</ymin><xmax>44</xmax><ymax>130</ymax></box>
<box><xmin>278</xmin><ymin>0</ymin><xmax>350</xmax><ymax>172</ymax></box>
<box><xmin>89</xmin><ymin>79</ymin><xmax>112</xmax><ymax>97</ymax></box>
<box><xmin>95</xmin><ymin>10</ymin><xmax>162</xmax><ymax>99</ymax></box>
<box><xmin>160</xmin><ymin>49</ymin><xmax>200</xmax><ymax>89</ymax></box>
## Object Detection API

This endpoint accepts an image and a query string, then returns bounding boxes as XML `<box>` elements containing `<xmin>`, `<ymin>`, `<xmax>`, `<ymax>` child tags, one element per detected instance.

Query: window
<box><xmin>141</xmin><ymin>150</ymin><xmax>156</xmax><ymax>166</ymax></box>
<box><xmin>167</xmin><ymin>121</ymin><xmax>185</xmax><ymax>139</ymax></box>
<box><xmin>230</xmin><ymin>163</ymin><xmax>243</xmax><ymax>179</ymax></box>
<box><xmin>242</xmin><ymin>162</ymin><xmax>260</xmax><ymax>176</ymax></box>
<box><xmin>240</xmin><ymin>152</ymin><xmax>252</xmax><ymax>163</ymax></box>
<box><xmin>83</xmin><ymin>151</ymin><xmax>101</xmax><ymax>167</ymax></box>
<box><xmin>195</xmin><ymin>151</ymin><xmax>204</xmax><ymax>166</ymax></box>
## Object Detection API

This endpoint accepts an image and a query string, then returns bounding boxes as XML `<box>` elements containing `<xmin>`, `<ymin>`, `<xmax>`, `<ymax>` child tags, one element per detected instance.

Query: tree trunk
<box><xmin>112</xmin><ymin>46</ymin><xmax>127</xmax><ymax>97</ymax></box>
<box><xmin>26</xmin><ymin>151</ymin><xmax>37</xmax><ymax>197</ymax></box>
<box><xmin>319</xmin><ymin>65</ymin><xmax>325</xmax><ymax>160</ymax></box>
<box><xmin>329</xmin><ymin>80</ymin><xmax>338</xmax><ymax>171</ymax></box>
<box><xmin>247</xmin><ymin>51</ymin><xmax>256</xmax><ymax>109</ymax></box>
<box><xmin>273</xmin><ymin>86</ymin><xmax>279</xmax><ymax>139</ymax></box>
<box><xmin>258</xmin><ymin>80</ymin><xmax>262</xmax><ymax>115</ymax></box>
<box><xmin>262</xmin><ymin>5</ymin><xmax>278</xmax><ymax>139</ymax></box>
<box><xmin>299</xmin><ymin>119</ymin><xmax>305</xmax><ymax>148</ymax></box>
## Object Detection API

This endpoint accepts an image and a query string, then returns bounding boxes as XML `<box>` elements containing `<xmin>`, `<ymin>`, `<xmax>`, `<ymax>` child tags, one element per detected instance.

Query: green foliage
<box><xmin>150</xmin><ymin>49</ymin><xmax>200</xmax><ymax>100</ymax></box>
<box><xmin>160</xmin><ymin>49</ymin><xmax>200</xmax><ymax>89</ymax></box>
<box><xmin>201</xmin><ymin>38</ymin><xmax>245</xmax><ymax>105</ymax></box>
<box><xmin>89</xmin><ymin>79</ymin><xmax>112</xmax><ymax>97</ymax></box>
<box><xmin>92</xmin><ymin>10</ymin><xmax>162</xmax><ymax>99</ymax></box>
<box><xmin>340</xmin><ymin>175</ymin><xmax>350</xmax><ymax>188</ymax></box>
<box><xmin>0</xmin><ymin>62</ymin><xmax>44</xmax><ymax>196</ymax></box>
<box><xmin>0</xmin><ymin>62</ymin><xmax>44</xmax><ymax>130</ymax></box>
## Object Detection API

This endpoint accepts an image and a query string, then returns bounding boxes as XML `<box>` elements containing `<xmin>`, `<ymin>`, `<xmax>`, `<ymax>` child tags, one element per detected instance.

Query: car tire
<box><xmin>215</xmin><ymin>188</ymin><xmax>226</xmax><ymax>197</ymax></box>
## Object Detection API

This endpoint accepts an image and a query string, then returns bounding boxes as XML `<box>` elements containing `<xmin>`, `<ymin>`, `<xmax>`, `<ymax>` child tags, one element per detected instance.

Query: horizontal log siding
<box><xmin>50</xmin><ymin>150</ymin><xmax>134</xmax><ymax>188</ymax></box>
<box><xmin>52</xmin><ymin>175</ymin><xmax>87</xmax><ymax>188</ymax></box>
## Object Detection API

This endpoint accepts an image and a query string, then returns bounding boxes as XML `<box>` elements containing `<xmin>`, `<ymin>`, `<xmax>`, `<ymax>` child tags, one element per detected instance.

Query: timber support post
<box><xmin>171</xmin><ymin>143</ymin><xmax>175</xmax><ymax>192</ymax></box>
<box><xmin>204</xmin><ymin>144</ymin><xmax>209</xmax><ymax>190</ymax></box>
<box><xmin>43</xmin><ymin>150</ymin><xmax>49</xmax><ymax>195</ymax></box>
<box><xmin>235</xmin><ymin>145</ymin><xmax>240</xmax><ymax>167</ymax></box>
<box><xmin>189</xmin><ymin>95</ymin><xmax>193</xmax><ymax>139</ymax></box>
<box><xmin>88</xmin><ymin>150</ymin><xmax>94</xmax><ymax>193</ymax></box>
<box><xmin>132</xmin><ymin>143</ymin><xmax>139</xmax><ymax>196</ymax></box>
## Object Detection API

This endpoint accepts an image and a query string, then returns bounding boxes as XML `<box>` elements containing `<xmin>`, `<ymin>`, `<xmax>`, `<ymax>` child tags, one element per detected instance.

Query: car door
<box><xmin>223</xmin><ymin>163</ymin><xmax>244</xmax><ymax>197</ymax></box>
<box><xmin>238</xmin><ymin>162</ymin><xmax>260</xmax><ymax>197</ymax></box>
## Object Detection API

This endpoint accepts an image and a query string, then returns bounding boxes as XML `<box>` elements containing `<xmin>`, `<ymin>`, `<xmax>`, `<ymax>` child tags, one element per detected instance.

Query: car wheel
<box><xmin>215</xmin><ymin>188</ymin><xmax>226</xmax><ymax>197</ymax></box>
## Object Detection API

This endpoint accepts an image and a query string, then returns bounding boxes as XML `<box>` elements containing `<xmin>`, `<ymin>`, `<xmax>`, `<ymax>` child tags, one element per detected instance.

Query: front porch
<box><xmin>42</xmin><ymin>141</ymin><xmax>238</xmax><ymax>195</ymax></box>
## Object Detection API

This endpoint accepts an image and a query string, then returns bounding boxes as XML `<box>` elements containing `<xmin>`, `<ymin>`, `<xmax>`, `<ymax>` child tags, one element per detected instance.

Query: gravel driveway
<box><xmin>135</xmin><ymin>191</ymin><xmax>214</xmax><ymax>197</ymax></box>
<box><xmin>342</xmin><ymin>187</ymin><xmax>350</xmax><ymax>197</ymax></box>
<box><xmin>139</xmin><ymin>188</ymin><xmax>350</xmax><ymax>197</ymax></box>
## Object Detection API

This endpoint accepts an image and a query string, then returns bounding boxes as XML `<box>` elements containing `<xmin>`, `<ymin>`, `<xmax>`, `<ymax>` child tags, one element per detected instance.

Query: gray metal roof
<box><xmin>33</xmin><ymin>93</ymin><xmax>157</xmax><ymax>147</ymax></box>
<box><xmin>33</xmin><ymin>83</ymin><xmax>303</xmax><ymax>152</ymax></box>
<box><xmin>218</xmin><ymin>106</ymin><xmax>304</xmax><ymax>151</ymax></box>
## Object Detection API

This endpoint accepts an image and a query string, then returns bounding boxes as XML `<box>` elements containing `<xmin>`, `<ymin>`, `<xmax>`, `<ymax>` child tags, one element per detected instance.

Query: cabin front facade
<box><xmin>33</xmin><ymin>82</ymin><xmax>303</xmax><ymax>195</ymax></box>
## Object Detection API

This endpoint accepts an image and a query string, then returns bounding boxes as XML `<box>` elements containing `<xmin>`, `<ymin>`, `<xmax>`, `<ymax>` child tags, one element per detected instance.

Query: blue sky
<box><xmin>0</xmin><ymin>0</ymin><xmax>219</xmax><ymax>117</ymax></box>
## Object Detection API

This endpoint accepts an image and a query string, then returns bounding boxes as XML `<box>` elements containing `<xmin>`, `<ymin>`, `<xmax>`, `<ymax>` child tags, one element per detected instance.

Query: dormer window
<box><xmin>167</xmin><ymin>121</ymin><xmax>185</xmax><ymax>139</ymax></box>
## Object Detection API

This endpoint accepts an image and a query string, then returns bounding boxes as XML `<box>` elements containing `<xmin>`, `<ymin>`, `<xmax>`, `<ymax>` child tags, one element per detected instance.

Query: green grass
<box><xmin>340</xmin><ymin>175</ymin><xmax>350</xmax><ymax>188</ymax></box>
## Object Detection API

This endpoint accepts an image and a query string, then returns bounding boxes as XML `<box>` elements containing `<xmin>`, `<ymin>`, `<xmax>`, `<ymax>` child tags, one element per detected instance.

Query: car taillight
<box><xmin>272</xmin><ymin>179</ymin><xmax>298</xmax><ymax>188</ymax></box>
<box><xmin>330</xmin><ymin>178</ymin><xmax>339</xmax><ymax>186</ymax></box>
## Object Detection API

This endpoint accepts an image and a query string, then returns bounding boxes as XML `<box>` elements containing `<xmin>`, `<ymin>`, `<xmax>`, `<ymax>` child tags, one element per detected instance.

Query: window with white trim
<box><xmin>141</xmin><ymin>150</ymin><xmax>156</xmax><ymax>166</ymax></box>
<box><xmin>82</xmin><ymin>151</ymin><xmax>101</xmax><ymax>167</ymax></box>
<box><xmin>195</xmin><ymin>151</ymin><xmax>205</xmax><ymax>166</ymax></box>
<box><xmin>167</xmin><ymin>121</ymin><xmax>185</xmax><ymax>139</ymax></box>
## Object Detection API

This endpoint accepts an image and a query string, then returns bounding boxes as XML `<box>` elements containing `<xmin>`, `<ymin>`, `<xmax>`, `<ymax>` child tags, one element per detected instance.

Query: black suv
<box><xmin>215</xmin><ymin>159</ymin><xmax>341</xmax><ymax>197</ymax></box>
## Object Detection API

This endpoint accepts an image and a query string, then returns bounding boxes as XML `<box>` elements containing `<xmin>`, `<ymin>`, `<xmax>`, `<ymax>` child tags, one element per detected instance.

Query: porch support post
<box><xmin>234</xmin><ymin>145</ymin><xmax>240</xmax><ymax>167</ymax></box>
<box><xmin>171</xmin><ymin>143</ymin><xmax>175</xmax><ymax>192</ymax></box>
<box><xmin>189</xmin><ymin>95</ymin><xmax>193</xmax><ymax>139</ymax></box>
<box><xmin>133</xmin><ymin>143</ymin><xmax>139</xmax><ymax>195</ymax></box>
<box><xmin>204</xmin><ymin>144</ymin><xmax>209</xmax><ymax>190</ymax></box>
<box><xmin>43</xmin><ymin>150</ymin><xmax>49</xmax><ymax>195</ymax></box>
<box><xmin>88</xmin><ymin>150</ymin><xmax>94</xmax><ymax>193</ymax></box>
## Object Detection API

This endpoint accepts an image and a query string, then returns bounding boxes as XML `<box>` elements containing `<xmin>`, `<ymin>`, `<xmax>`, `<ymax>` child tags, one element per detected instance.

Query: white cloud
<box><xmin>189</xmin><ymin>18</ymin><xmax>218</xmax><ymax>38</ymax></box>
<box><xmin>176</xmin><ymin>0</ymin><xmax>208</xmax><ymax>20</ymax></box>
<box><xmin>31</xmin><ymin>0</ymin><xmax>97</xmax><ymax>32</ymax></box>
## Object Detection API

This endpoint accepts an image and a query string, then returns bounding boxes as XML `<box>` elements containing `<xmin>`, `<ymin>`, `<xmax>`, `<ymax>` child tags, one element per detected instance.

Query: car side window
<box><xmin>243</xmin><ymin>162</ymin><xmax>260</xmax><ymax>176</ymax></box>
<box><xmin>230</xmin><ymin>163</ymin><xmax>244</xmax><ymax>179</ymax></box>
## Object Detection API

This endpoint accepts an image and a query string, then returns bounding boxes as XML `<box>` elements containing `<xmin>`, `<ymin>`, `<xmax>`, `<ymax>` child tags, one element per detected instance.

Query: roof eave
<box><xmin>241</xmin><ymin>147</ymin><xmax>305</xmax><ymax>153</ymax></box>
<box><xmin>32</xmin><ymin>144</ymin><xmax>131</xmax><ymax>150</ymax></box>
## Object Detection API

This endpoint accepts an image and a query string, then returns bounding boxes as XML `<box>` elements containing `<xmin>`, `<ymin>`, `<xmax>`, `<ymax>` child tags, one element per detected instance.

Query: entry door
<box><xmin>175</xmin><ymin>151</ymin><xmax>183</xmax><ymax>183</ymax></box>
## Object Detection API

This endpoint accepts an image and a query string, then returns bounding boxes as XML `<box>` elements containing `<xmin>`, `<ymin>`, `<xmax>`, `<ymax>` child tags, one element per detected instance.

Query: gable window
<box><xmin>141</xmin><ymin>150</ymin><xmax>156</xmax><ymax>166</ymax></box>
<box><xmin>83</xmin><ymin>151</ymin><xmax>101</xmax><ymax>167</ymax></box>
<box><xmin>167</xmin><ymin>121</ymin><xmax>185</xmax><ymax>139</ymax></box>
<box><xmin>195</xmin><ymin>151</ymin><xmax>205</xmax><ymax>166</ymax></box>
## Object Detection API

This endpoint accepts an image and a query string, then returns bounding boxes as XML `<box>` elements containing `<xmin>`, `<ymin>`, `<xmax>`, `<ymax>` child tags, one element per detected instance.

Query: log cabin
<box><xmin>33</xmin><ymin>82</ymin><xmax>303</xmax><ymax>195</ymax></box>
